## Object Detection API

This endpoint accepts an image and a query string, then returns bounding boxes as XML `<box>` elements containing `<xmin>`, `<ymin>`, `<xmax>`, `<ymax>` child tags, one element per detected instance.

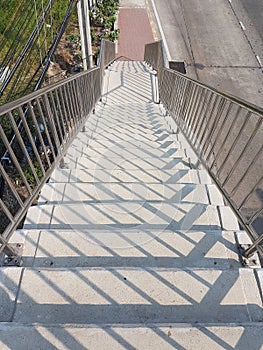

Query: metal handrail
<box><xmin>145</xmin><ymin>41</ymin><xmax>263</xmax><ymax>258</ymax></box>
<box><xmin>0</xmin><ymin>39</ymin><xmax>115</xmax><ymax>265</ymax></box>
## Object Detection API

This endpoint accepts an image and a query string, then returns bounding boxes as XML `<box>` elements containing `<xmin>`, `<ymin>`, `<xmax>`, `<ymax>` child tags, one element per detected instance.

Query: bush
<box><xmin>90</xmin><ymin>0</ymin><xmax>120</xmax><ymax>55</ymax></box>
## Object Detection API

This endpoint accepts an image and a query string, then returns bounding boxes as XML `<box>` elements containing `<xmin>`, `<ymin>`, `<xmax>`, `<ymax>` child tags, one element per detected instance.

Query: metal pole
<box><xmin>77</xmin><ymin>0</ymin><xmax>93</xmax><ymax>71</ymax></box>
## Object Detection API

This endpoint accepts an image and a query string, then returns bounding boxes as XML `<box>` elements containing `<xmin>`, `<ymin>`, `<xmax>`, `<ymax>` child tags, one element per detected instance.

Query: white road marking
<box><xmin>149</xmin><ymin>0</ymin><xmax>172</xmax><ymax>63</ymax></box>
<box><xmin>256</xmin><ymin>55</ymin><xmax>262</xmax><ymax>66</ymax></box>
<box><xmin>239</xmin><ymin>21</ymin><xmax>246</xmax><ymax>31</ymax></box>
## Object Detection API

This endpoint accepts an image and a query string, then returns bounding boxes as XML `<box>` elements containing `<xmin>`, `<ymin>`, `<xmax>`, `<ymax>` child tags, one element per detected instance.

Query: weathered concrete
<box><xmin>0</xmin><ymin>60</ymin><xmax>261</xmax><ymax>349</ymax></box>
<box><xmin>22</xmin><ymin>230</ymin><xmax>240</xmax><ymax>269</ymax></box>
<box><xmin>0</xmin><ymin>323</ymin><xmax>262</xmax><ymax>350</ymax></box>
<box><xmin>13</xmin><ymin>267</ymin><xmax>263</xmax><ymax>324</ymax></box>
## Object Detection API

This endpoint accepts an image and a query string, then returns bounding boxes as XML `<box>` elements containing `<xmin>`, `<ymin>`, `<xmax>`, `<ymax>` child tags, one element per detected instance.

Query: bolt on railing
<box><xmin>145</xmin><ymin>40</ymin><xmax>263</xmax><ymax>258</ymax></box>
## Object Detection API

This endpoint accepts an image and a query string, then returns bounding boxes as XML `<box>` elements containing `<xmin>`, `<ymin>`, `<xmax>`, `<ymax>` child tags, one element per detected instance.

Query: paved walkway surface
<box><xmin>117</xmin><ymin>1</ymin><xmax>154</xmax><ymax>60</ymax></box>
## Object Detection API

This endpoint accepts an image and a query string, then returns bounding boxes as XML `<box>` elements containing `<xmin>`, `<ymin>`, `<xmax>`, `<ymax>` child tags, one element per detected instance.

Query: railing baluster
<box><xmin>8</xmin><ymin>111</ymin><xmax>40</xmax><ymax>185</ymax></box>
<box><xmin>0</xmin><ymin>163</ymin><xmax>24</xmax><ymax>207</ymax></box>
<box><xmin>217</xmin><ymin>111</ymin><xmax>251</xmax><ymax>179</ymax></box>
<box><xmin>145</xmin><ymin>40</ymin><xmax>263</xmax><ymax>257</ymax></box>
<box><xmin>22</xmin><ymin>104</ymin><xmax>46</xmax><ymax>175</ymax></box>
<box><xmin>0</xmin><ymin>125</ymin><xmax>32</xmax><ymax>194</ymax></box>
<box><xmin>0</xmin><ymin>40</ymin><xmax>115</xmax><ymax>261</ymax></box>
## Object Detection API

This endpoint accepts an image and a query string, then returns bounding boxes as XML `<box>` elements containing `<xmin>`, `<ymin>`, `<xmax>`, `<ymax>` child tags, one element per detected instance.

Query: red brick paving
<box><xmin>117</xmin><ymin>8</ymin><xmax>154</xmax><ymax>61</ymax></box>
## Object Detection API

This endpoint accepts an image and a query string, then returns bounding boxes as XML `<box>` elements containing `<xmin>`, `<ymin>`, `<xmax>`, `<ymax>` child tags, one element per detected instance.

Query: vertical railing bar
<box><xmin>187</xmin><ymin>86</ymin><xmax>204</xmax><ymax>132</ymax></box>
<box><xmin>49</xmin><ymin>91</ymin><xmax>64</xmax><ymax>149</ymax></box>
<box><xmin>191</xmin><ymin>89</ymin><xmax>210</xmax><ymax>142</ymax></box>
<box><xmin>25</xmin><ymin>104</ymin><xmax>47</xmax><ymax>174</ymax></box>
<box><xmin>178</xmin><ymin>81</ymin><xmax>193</xmax><ymax>131</ymax></box>
<box><xmin>193</xmin><ymin>91</ymin><xmax>214</xmax><ymax>146</ymax></box>
<box><xmin>217</xmin><ymin>111</ymin><xmax>251</xmax><ymax>179</ymax></box>
<box><xmin>174</xmin><ymin>76</ymin><xmax>185</xmax><ymax>119</ymax></box>
<box><xmin>8</xmin><ymin>111</ymin><xmax>40</xmax><ymax>185</ymax></box>
<box><xmin>65</xmin><ymin>83</ymin><xmax>76</xmax><ymax>126</ymax></box>
<box><xmin>248</xmin><ymin>207</ymin><xmax>263</xmax><ymax>226</ymax></box>
<box><xmin>0</xmin><ymin>163</ymin><xmax>24</xmax><ymax>207</ymax></box>
<box><xmin>206</xmin><ymin>101</ymin><xmax>233</xmax><ymax>164</ymax></box>
<box><xmin>238</xmin><ymin>176</ymin><xmax>263</xmax><ymax>212</ymax></box>
<box><xmin>183</xmin><ymin>83</ymin><xmax>198</xmax><ymax>129</ymax></box>
<box><xmin>0</xmin><ymin>125</ymin><xmax>32</xmax><ymax>194</ymax></box>
<box><xmin>60</xmin><ymin>85</ymin><xmax>73</xmax><ymax>132</ymax></box>
<box><xmin>221</xmin><ymin>117</ymin><xmax>262</xmax><ymax>187</ymax></box>
<box><xmin>43</xmin><ymin>94</ymin><xmax>61</xmax><ymax>155</ymax></box>
<box><xmin>76</xmin><ymin>78</ymin><xmax>84</xmax><ymax>120</ymax></box>
<box><xmin>197</xmin><ymin>94</ymin><xmax>220</xmax><ymax>148</ymax></box>
<box><xmin>178</xmin><ymin>79</ymin><xmax>191</xmax><ymax>123</ymax></box>
<box><xmin>0</xmin><ymin>198</ymin><xmax>15</xmax><ymax>225</ymax></box>
<box><xmin>201</xmin><ymin>98</ymin><xmax>226</xmax><ymax>157</ymax></box>
<box><xmin>177</xmin><ymin>77</ymin><xmax>186</xmax><ymax>116</ymax></box>
<box><xmin>66</xmin><ymin>82</ymin><xmax>76</xmax><ymax>124</ymax></box>
<box><xmin>0</xmin><ymin>235</ymin><xmax>16</xmax><ymax>256</ymax></box>
<box><xmin>70</xmin><ymin>81</ymin><xmax>81</xmax><ymax>123</ymax></box>
<box><xmin>54</xmin><ymin>89</ymin><xmax>67</xmax><ymax>141</ymax></box>
<box><xmin>35</xmin><ymin>98</ymin><xmax>55</xmax><ymax>165</ymax></box>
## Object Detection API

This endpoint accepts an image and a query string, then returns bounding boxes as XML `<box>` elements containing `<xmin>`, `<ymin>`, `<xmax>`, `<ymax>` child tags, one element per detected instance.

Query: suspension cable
<box><xmin>34</xmin><ymin>0</ymin><xmax>44</xmax><ymax>66</ymax></box>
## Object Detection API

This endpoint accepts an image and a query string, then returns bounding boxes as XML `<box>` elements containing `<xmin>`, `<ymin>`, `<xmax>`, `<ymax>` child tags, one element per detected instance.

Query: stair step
<box><xmin>22</xmin><ymin>229</ymin><xmax>241</xmax><ymax>269</ymax></box>
<box><xmin>50</xmin><ymin>169</ymin><xmax>212</xmax><ymax>185</ymax></box>
<box><xmin>11</xmin><ymin>267</ymin><xmax>263</xmax><ymax>324</ymax></box>
<box><xmin>23</xmin><ymin>203</ymin><xmax>239</xmax><ymax>231</ymax></box>
<box><xmin>0</xmin><ymin>322</ymin><xmax>262</xmax><ymax>350</ymax></box>
<box><xmin>84</xmin><ymin>139</ymin><xmax>180</xmax><ymax>150</ymax></box>
<box><xmin>38</xmin><ymin>183</ymin><xmax>209</xmax><ymax>205</ymax></box>
<box><xmin>77</xmin><ymin>148</ymin><xmax>186</xmax><ymax>160</ymax></box>
<box><xmin>75</xmin><ymin>129</ymin><xmax>176</xmax><ymax>143</ymax></box>
<box><xmin>67</xmin><ymin>156</ymin><xmax>191</xmax><ymax>170</ymax></box>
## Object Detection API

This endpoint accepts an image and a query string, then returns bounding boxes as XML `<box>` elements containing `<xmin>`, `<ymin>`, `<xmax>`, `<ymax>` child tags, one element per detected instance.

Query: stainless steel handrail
<box><xmin>0</xmin><ymin>39</ymin><xmax>115</xmax><ymax>265</ymax></box>
<box><xmin>145</xmin><ymin>41</ymin><xmax>263</xmax><ymax>258</ymax></box>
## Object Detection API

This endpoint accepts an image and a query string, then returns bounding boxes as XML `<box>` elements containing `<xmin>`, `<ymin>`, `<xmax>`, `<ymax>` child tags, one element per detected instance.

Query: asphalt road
<box><xmin>152</xmin><ymin>0</ymin><xmax>263</xmax><ymax>107</ymax></box>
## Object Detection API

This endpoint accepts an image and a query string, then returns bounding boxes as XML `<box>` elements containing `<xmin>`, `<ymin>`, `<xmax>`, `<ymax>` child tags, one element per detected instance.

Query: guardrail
<box><xmin>145</xmin><ymin>41</ymin><xmax>263</xmax><ymax>258</ymax></box>
<box><xmin>0</xmin><ymin>39</ymin><xmax>115</xmax><ymax>265</ymax></box>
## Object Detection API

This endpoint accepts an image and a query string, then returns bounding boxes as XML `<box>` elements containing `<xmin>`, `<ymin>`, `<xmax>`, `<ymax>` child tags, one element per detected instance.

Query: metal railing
<box><xmin>145</xmin><ymin>41</ymin><xmax>263</xmax><ymax>258</ymax></box>
<box><xmin>0</xmin><ymin>39</ymin><xmax>115</xmax><ymax>265</ymax></box>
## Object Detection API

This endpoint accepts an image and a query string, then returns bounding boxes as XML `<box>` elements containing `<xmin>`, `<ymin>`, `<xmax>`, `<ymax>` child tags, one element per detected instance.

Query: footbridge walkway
<box><xmin>0</xmin><ymin>40</ymin><xmax>262</xmax><ymax>348</ymax></box>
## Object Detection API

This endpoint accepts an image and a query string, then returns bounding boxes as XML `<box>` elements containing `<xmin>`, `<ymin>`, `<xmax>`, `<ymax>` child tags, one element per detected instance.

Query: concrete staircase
<box><xmin>0</xmin><ymin>61</ymin><xmax>262</xmax><ymax>349</ymax></box>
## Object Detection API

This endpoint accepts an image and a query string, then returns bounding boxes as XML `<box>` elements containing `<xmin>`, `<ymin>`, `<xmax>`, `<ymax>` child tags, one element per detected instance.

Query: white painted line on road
<box><xmin>239</xmin><ymin>21</ymin><xmax>246</xmax><ymax>31</ymax></box>
<box><xmin>149</xmin><ymin>0</ymin><xmax>172</xmax><ymax>63</ymax></box>
<box><xmin>256</xmin><ymin>55</ymin><xmax>262</xmax><ymax>66</ymax></box>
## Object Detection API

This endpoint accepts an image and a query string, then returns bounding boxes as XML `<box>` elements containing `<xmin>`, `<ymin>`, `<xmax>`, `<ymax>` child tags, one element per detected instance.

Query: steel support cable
<box><xmin>28</xmin><ymin>0</ymin><xmax>77</xmax><ymax>92</ymax></box>
<box><xmin>0</xmin><ymin>0</ymin><xmax>33</xmax><ymax>52</ymax></box>
<box><xmin>7</xmin><ymin>2</ymin><xmax>57</xmax><ymax>101</ymax></box>
<box><xmin>0</xmin><ymin>2</ymin><xmax>36</xmax><ymax>67</ymax></box>
<box><xmin>41</xmin><ymin>0</ymin><xmax>49</xmax><ymax>57</ymax></box>
<box><xmin>0</xmin><ymin>7</ymin><xmax>39</xmax><ymax>89</ymax></box>
<box><xmin>0</xmin><ymin>3</ymin><xmax>37</xmax><ymax>70</ymax></box>
<box><xmin>4</xmin><ymin>36</ymin><xmax>46</xmax><ymax>102</ymax></box>
<box><xmin>0</xmin><ymin>0</ymin><xmax>54</xmax><ymax>97</ymax></box>
<box><xmin>34</xmin><ymin>0</ymin><xmax>44</xmax><ymax>66</ymax></box>
<box><xmin>0</xmin><ymin>2</ymin><xmax>23</xmax><ymax>43</ymax></box>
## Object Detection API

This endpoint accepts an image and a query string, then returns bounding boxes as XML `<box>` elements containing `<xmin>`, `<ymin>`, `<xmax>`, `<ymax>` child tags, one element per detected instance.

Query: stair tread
<box><xmin>49</xmin><ymin>169</ymin><xmax>212</xmax><ymax>184</ymax></box>
<box><xmin>0</xmin><ymin>322</ymin><xmax>262</xmax><ymax>350</ymax></box>
<box><xmin>23</xmin><ymin>203</ymin><xmax>239</xmax><ymax>231</ymax></box>
<box><xmin>10</xmin><ymin>267</ymin><xmax>263</xmax><ymax>324</ymax></box>
<box><xmin>22</xmin><ymin>229</ymin><xmax>241</xmax><ymax>269</ymax></box>
<box><xmin>38</xmin><ymin>183</ymin><xmax>210</xmax><ymax>205</ymax></box>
